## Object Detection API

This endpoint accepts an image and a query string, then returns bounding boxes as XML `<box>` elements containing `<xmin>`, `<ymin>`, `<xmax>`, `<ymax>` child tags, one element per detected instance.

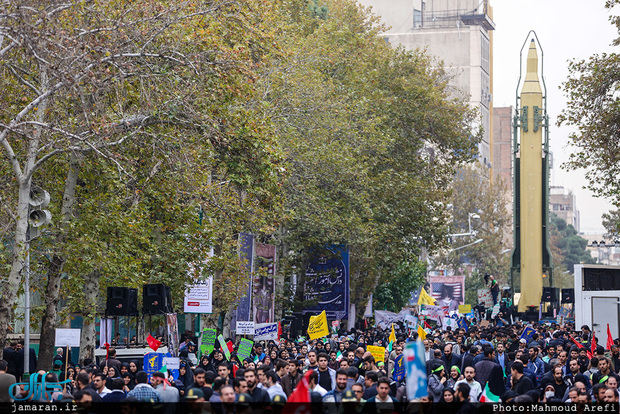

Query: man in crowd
<box><xmin>0</xmin><ymin>360</ymin><xmax>16</xmax><ymax>402</ymax></box>
<box><xmin>366</xmin><ymin>378</ymin><xmax>395</xmax><ymax>404</ymax></box>
<box><xmin>244</xmin><ymin>368</ymin><xmax>270</xmax><ymax>403</ymax></box>
<box><xmin>510</xmin><ymin>361</ymin><xmax>533</xmax><ymax>395</ymax></box>
<box><xmin>282</xmin><ymin>359</ymin><xmax>302</xmax><ymax>397</ymax></box>
<box><xmin>455</xmin><ymin>366</ymin><xmax>482</xmax><ymax>402</ymax></box>
<box><xmin>92</xmin><ymin>373</ymin><xmax>111</xmax><ymax>398</ymax></box>
<box><xmin>151</xmin><ymin>371</ymin><xmax>179</xmax><ymax>402</ymax></box>
<box><xmin>322</xmin><ymin>369</ymin><xmax>349</xmax><ymax>403</ymax></box>
<box><xmin>263</xmin><ymin>370</ymin><xmax>287</xmax><ymax>400</ymax></box>
<box><xmin>362</xmin><ymin>371</ymin><xmax>378</xmax><ymax>400</ymax></box>
<box><xmin>127</xmin><ymin>371</ymin><xmax>161</xmax><ymax>402</ymax></box>
<box><xmin>317</xmin><ymin>353</ymin><xmax>336</xmax><ymax>391</ymax></box>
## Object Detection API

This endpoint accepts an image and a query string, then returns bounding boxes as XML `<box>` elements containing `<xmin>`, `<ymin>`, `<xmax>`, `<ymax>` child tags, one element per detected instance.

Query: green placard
<box><xmin>237</xmin><ymin>338</ymin><xmax>254</xmax><ymax>361</ymax></box>
<box><xmin>218</xmin><ymin>334</ymin><xmax>231</xmax><ymax>360</ymax></box>
<box><xmin>200</xmin><ymin>328</ymin><xmax>217</xmax><ymax>356</ymax></box>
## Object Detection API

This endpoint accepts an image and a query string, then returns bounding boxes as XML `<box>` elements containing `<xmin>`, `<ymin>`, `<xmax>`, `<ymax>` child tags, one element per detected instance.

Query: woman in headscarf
<box><xmin>121</xmin><ymin>372</ymin><xmax>136</xmax><ymax>392</ymax></box>
<box><xmin>483</xmin><ymin>363</ymin><xmax>506</xmax><ymax>402</ymax></box>
<box><xmin>179</xmin><ymin>348</ymin><xmax>194</xmax><ymax>370</ymax></box>
<box><xmin>119</xmin><ymin>362</ymin><xmax>130</xmax><ymax>376</ymax></box>
<box><xmin>107</xmin><ymin>366</ymin><xmax>119</xmax><ymax>378</ymax></box>
<box><xmin>177</xmin><ymin>362</ymin><xmax>194</xmax><ymax>389</ymax></box>
<box><xmin>197</xmin><ymin>353</ymin><xmax>215</xmax><ymax>373</ymax></box>
<box><xmin>128</xmin><ymin>360</ymin><xmax>140</xmax><ymax>375</ymax></box>
<box><xmin>446</xmin><ymin>365</ymin><xmax>462</xmax><ymax>389</ymax></box>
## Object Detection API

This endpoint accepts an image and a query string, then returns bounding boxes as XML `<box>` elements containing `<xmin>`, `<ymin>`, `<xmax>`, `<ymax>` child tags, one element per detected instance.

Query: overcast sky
<box><xmin>492</xmin><ymin>0</ymin><xmax>618</xmax><ymax>233</ymax></box>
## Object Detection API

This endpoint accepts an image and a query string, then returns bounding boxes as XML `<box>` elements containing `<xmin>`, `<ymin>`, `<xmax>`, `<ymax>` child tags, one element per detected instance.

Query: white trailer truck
<box><xmin>574</xmin><ymin>264</ymin><xmax>620</xmax><ymax>340</ymax></box>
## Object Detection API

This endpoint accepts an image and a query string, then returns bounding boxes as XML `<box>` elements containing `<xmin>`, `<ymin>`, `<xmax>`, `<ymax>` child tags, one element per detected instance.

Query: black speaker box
<box><xmin>541</xmin><ymin>286</ymin><xmax>557</xmax><ymax>302</ymax></box>
<box><xmin>142</xmin><ymin>284</ymin><xmax>172</xmax><ymax>314</ymax></box>
<box><xmin>561</xmin><ymin>288</ymin><xmax>575</xmax><ymax>304</ymax></box>
<box><xmin>106</xmin><ymin>287</ymin><xmax>138</xmax><ymax>316</ymax></box>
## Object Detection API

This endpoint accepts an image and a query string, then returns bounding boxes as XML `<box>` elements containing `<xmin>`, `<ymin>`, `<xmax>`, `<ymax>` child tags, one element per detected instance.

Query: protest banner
<box><xmin>367</xmin><ymin>345</ymin><xmax>386</xmax><ymax>363</ymax></box>
<box><xmin>404</xmin><ymin>314</ymin><xmax>418</xmax><ymax>329</ymax></box>
<box><xmin>166</xmin><ymin>313</ymin><xmax>180</xmax><ymax>357</ymax></box>
<box><xmin>477</xmin><ymin>289</ymin><xmax>493</xmax><ymax>308</ymax></box>
<box><xmin>55</xmin><ymin>329</ymin><xmax>81</xmax><ymax>347</ymax></box>
<box><xmin>304</xmin><ymin>245</ymin><xmax>350</xmax><ymax>320</ymax></box>
<box><xmin>374</xmin><ymin>309</ymin><xmax>410</xmax><ymax>330</ymax></box>
<box><xmin>393</xmin><ymin>354</ymin><xmax>405</xmax><ymax>381</ymax></box>
<box><xmin>307</xmin><ymin>310</ymin><xmax>329</xmax><ymax>340</ymax></box>
<box><xmin>218</xmin><ymin>334</ymin><xmax>230</xmax><ymax>360</ymax></box>
<box><xmin>163</xmin><ymin>357</ymin><xmax>180</xmax><ymax>370</ymax></box>
<box><xmin>253</xmin><ymin>243</ymin><xmax>276</xmax><ymax>324</ymax></box>
<box><xmin>429</xmin><ymin>275</ymin><xmax>465</xmax><ymax>312</ymax></box>
<box><xmin>255</xmin><ymin>323</ymin><xmax>278</xmax><ymax>340</ymax></box>
<box><xmin>236</xmin><ymin>321</ymin><xmax>255</xmax><ymax>335</ymax></box>
<box><xmin>458</xmin><ymin>304</ymin><xmax>472</xmax><ymax>314</ymax></box>
<box><xmin>200</xmin><ymin>328</ymin><xmax>217</xmax><ymax>356</ymax></box>
<box><xmin>237</xmin><ymin>338</ymin><xmax>254</xmax><ymax>361</ymax></box>
<box><xmin>442</xmin><ymin>315</ymin><xmax>458</xmax><ymax>331</ymax></box>
<box><xmin>491</xmin><ymin>304</ymin><xmax>501</xmax><ymax>319</ymax></box>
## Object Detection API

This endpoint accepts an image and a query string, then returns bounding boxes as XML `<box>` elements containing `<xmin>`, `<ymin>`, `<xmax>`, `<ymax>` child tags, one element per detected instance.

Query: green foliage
<box><xmin>435</xmin><ymin>165</ymin><xmax>511</xmax><ymax>284</ymax></box>
<box><xmin>263</xmin><ymin>0</ymin><xmax>481</xmax><ymax>312</ymax></box>
<box><xmin>374</xmin><ymin>262</ymin><xmax>426</xmax><ymax>312</ymax></box>
<box><xmin>602</xmin><ymin>209</ymin><xmax>620</xmax><ymax>240</ymax></box>
<box><xmin>549</xmin><ymin>214</ymin><xmax>595</xmax><ymax>273</ymax></box>
<box><xmin>464</xmin><ymin>270</ymin><xmax>487</xmax><ymax>306</ymax></box>
<box><xmin>558</xmin><ymin>1</ymin><xmax>620</xmax><ymax>204</ymax></box>
<box><xmin>0</xmin><ymin>0</ymin><xmax>483</xmax><ymax>344</ymax></box>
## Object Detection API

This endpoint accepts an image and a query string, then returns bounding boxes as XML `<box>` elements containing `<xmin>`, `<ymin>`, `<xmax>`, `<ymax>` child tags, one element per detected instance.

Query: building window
<box><xmin>414</xmin><ymin>9</ymin><xmax>422</xmax><ymax>28</ymax></box>
<box><xmin>481</xmin><ymin>35</ymin><xmax>490</xmax><ymax>74</ymax></box>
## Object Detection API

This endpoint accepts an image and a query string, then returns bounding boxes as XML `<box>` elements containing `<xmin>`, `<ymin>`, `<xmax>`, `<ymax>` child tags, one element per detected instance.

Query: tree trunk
<box><xmin>0</xmin><ymin>180</ymin><xmax>31</xmax><ymax>360</ymax></box>
<box><xmin>223</xmin><ymin>304</ymin><xmax>235</xmax><ymax>338</ymax></box>
<box><xmin>0</xmin><ymin>66</ymin><xmax>49</xmax><ymax>360</ymax></box>
<box><xmin>79</xmin><ymin>270</ymin><xmax>100</xmax><ymax>364</ymax></box>
<box><xmin>37</xmin><ymin>156</ymin><xmax>80</xmax><ymax>371</ymax></box>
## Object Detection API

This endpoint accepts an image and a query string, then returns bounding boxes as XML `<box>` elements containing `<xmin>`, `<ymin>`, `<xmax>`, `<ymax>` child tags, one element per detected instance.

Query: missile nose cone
<box><xmin>522</xmin><ymin>39</ymin><xmax>541</xmax><ymax>94</ymax></box>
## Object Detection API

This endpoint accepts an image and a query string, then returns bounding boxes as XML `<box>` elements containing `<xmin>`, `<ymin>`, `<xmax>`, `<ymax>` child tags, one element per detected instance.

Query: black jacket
<box><xmin>512</xmin><ymin>375</ymin><xmax>533</xmax><ymax>395</ymax></box>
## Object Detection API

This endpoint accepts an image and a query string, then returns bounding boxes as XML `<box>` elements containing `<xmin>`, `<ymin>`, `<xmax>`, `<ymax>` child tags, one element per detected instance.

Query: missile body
<box><xmin>517</xmin><ymin>40</ymin><xmax>544</xmax><ymax>312</ymax></box>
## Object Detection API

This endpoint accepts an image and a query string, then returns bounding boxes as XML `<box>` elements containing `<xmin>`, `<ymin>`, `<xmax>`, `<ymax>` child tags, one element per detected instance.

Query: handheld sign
<box><xmin>367</xmin><ymin>345</ymin><xmax>386</xmax><ymax>363</ymax></box>
<box><xmin>237</xmin><ymin>338</ymin><xmax>254</xmax><ymax>361</ymax></box>
<box><xmin>393</xmin><ymin>354</ymin><xmax>405</xmax><ymax>381</ymax></box>
<box><xmin>218</xmin><ymin>334</ymin><xmax>231</xmax><ymax>360</ymax></box>
<box><xmin>201</xmin><ymin>328</ymin><xmax>217</xmax><ymax>356</ymax></box>
<box><xmin>255</xmin><ymin>323</ymin><xmax>278</xmax><ymax>340</ymax></box>
<box><xmin>307</xmin><ymin>310</ymin><xmax>329</xmax><ymax>340</ymax></box>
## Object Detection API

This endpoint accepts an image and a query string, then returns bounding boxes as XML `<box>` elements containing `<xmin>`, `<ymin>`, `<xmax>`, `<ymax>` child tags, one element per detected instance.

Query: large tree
<box><xmin>261</xmin><ymin>0</ymin><xmax>481</xmax><ymax>313</ymax></box>
<box><xmin>558</xmin><ymin>0</ymin><xmax>620</xmax><ymax>204</ymax></box>
<box><xmin>0</xmin><ymin>0</ymin><xmax>284</xmax><ymax>365</ymax></box>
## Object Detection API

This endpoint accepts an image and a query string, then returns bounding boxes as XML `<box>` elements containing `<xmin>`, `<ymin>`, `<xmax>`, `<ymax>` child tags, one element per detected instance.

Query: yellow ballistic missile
<box><xmin>518</xmin><ymin>40</ymin><xmax>543</xmax><ymax>312</ymax></box>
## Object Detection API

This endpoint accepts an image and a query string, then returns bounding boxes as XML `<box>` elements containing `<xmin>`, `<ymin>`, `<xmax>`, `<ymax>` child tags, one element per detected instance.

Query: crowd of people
<box><xmin>0</xmin><ymin>318</ymin><xmax>619</xmax><ymax>410</ymax></box>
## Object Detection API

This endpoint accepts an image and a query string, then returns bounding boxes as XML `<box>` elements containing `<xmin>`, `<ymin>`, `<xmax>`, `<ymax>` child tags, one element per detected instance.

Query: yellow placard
<box><xmin>458</xmin><ymin>304</ymin><xmax>472</xmax><ymax>314</ymax></box>
<box><xmin>307</xmin><ymin>310</ymin><xmax>329</xmax><ymax>340</ymax></box>
<box><xmin>367</xmin><ymin>345</ymin><xmax>386</xmax><ymax>363</ymax></box>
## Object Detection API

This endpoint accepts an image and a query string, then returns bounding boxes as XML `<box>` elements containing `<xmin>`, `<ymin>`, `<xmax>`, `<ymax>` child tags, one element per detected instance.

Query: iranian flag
<box><xmin>479</xmin><ymin>383</ymin><xmax>500</xmax><ymax>403</ymax></box>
